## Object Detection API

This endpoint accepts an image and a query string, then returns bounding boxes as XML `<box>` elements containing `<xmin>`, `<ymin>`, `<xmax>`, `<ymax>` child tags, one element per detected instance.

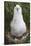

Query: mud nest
<box><xmin>4</xmin><ymin>32</ymin><xmax>30</xmax><ymax>44</ymax></box>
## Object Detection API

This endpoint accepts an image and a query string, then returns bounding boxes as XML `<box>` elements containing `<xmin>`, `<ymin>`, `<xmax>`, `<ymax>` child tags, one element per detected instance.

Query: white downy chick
<box><xmin>10</xmin><ymin>5</ymin><xmax>26</xmax><ymax>37</ymax></box>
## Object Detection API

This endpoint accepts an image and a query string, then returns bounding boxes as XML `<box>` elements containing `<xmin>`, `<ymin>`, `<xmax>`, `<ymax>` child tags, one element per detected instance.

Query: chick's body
<box><xmin>10</xmin><ymin>5</ymin><xmax>26</xmax><ymax>37</ymax></box>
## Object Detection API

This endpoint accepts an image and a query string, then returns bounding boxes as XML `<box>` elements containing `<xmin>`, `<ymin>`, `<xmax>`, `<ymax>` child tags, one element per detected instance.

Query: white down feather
<box><xmin>10</xmin><ymin>5</ymin><xmax>26</xmax><ymax>37</ymax></box>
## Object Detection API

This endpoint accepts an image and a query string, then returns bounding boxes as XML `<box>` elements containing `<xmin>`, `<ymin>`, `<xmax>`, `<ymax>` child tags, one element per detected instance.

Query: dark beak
<box><xmin>17</xmin><ymin>8</ymin><xmax>18</xmax><ymax>11</ymax></box>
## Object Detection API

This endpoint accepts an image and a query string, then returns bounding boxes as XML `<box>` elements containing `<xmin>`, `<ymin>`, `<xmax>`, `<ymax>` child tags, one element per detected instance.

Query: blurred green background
<box><xmin>4</xmin><ymin>2</ymin><xmax>30</xmax><ymax>32</ymax></box>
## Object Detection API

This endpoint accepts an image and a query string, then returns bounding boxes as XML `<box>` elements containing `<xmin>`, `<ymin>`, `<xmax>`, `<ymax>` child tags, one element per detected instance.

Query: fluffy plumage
<box><xmin>10</xmin><ymin>5</ymin><xmax>26</xmax><ymax>37</ymax></box>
